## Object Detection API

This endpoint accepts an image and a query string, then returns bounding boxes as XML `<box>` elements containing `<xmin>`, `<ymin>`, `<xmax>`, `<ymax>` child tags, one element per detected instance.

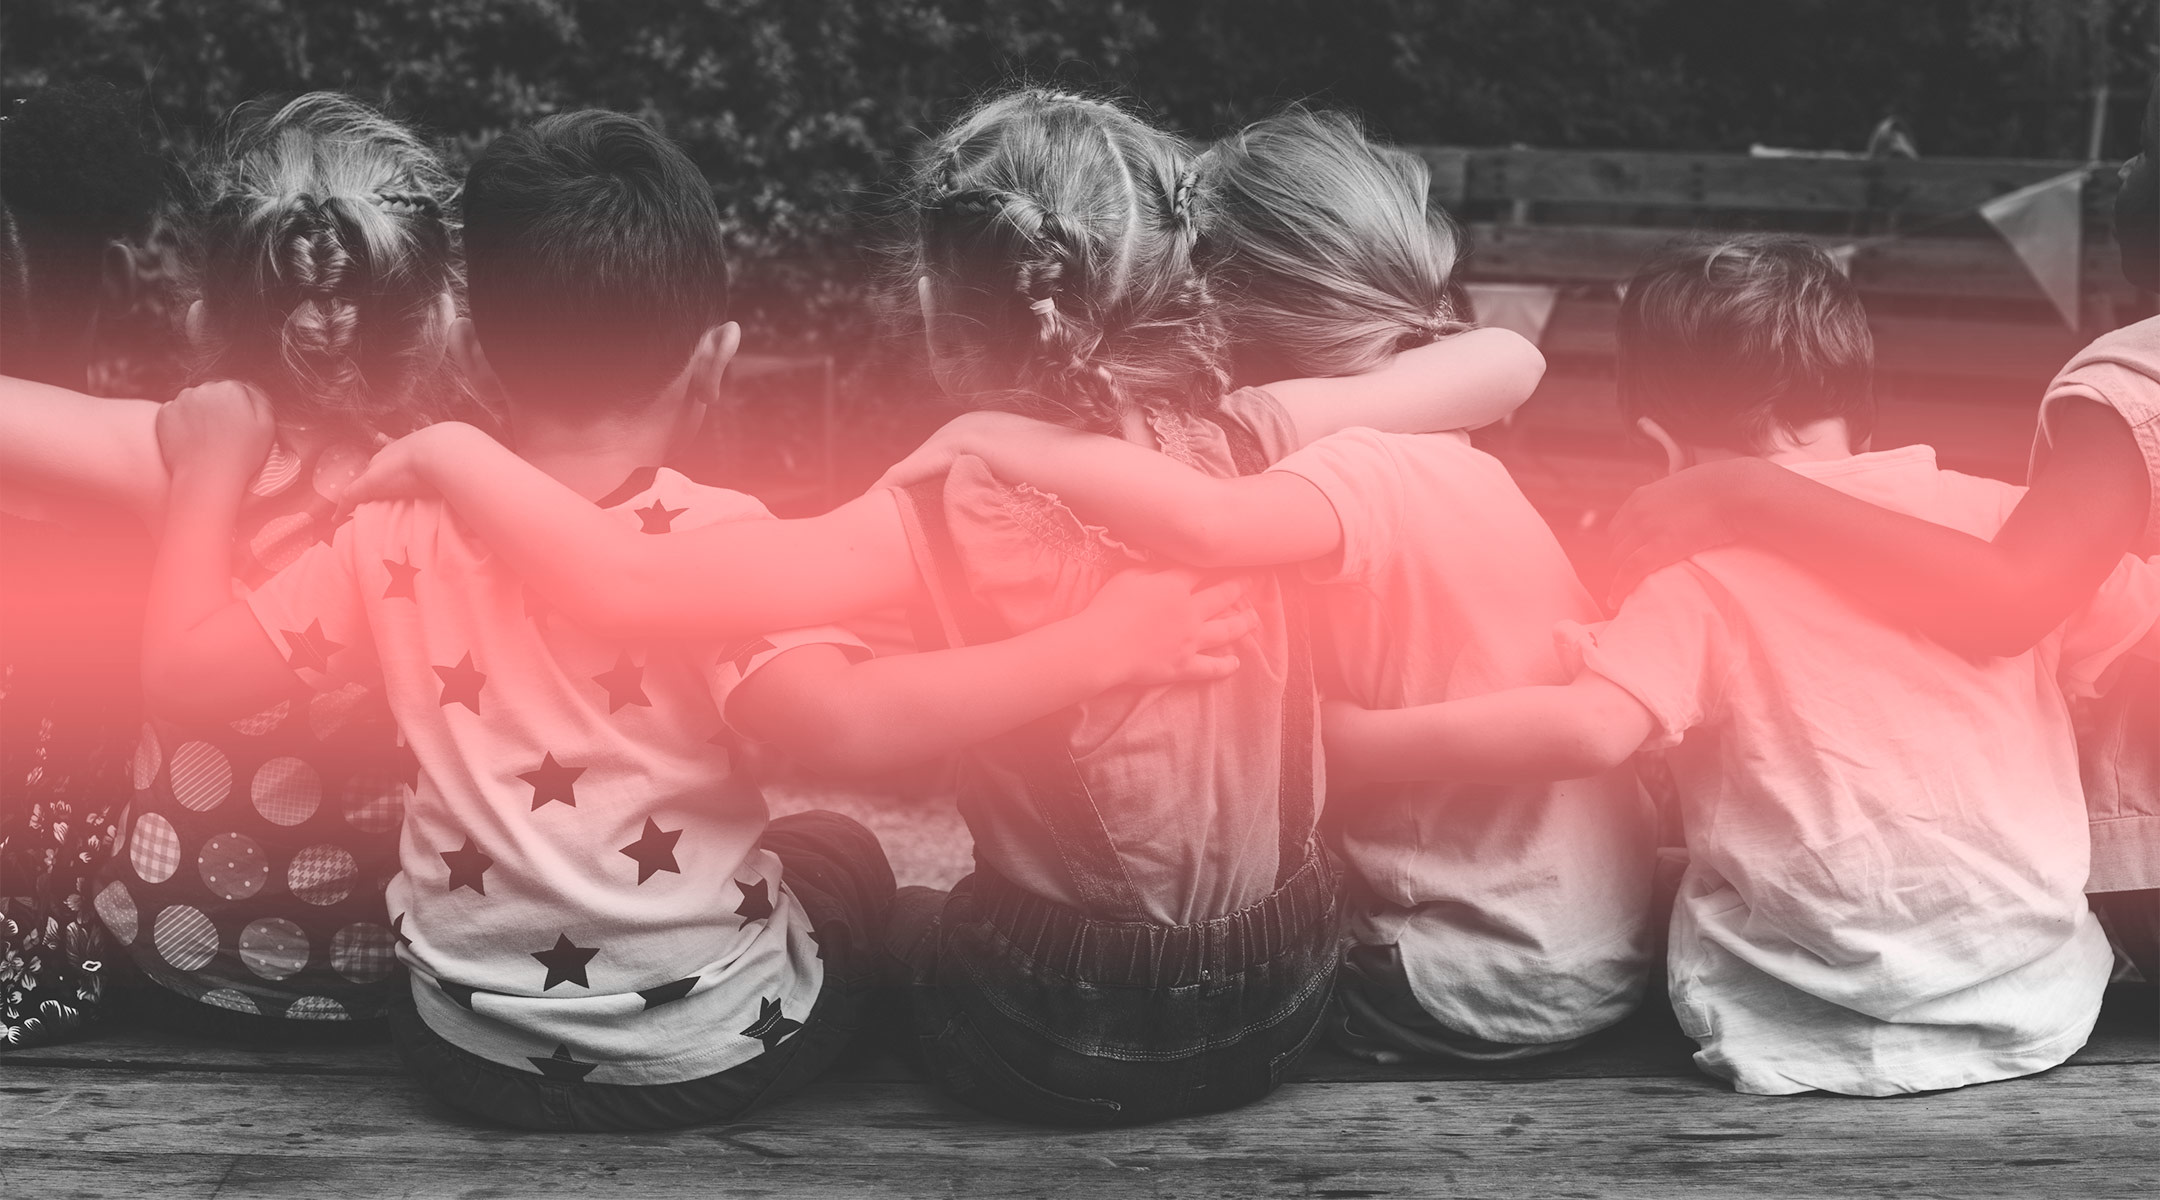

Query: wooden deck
<box><xmin>5</xmin><ymin>986</ymin><xmax>2153</xmax><ymax>1199</ymax></box>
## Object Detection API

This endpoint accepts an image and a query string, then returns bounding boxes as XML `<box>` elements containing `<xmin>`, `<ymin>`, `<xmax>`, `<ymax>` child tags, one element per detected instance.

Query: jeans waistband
<box><xmin>956</xmin><ymin>844</ymin><xmax>1340</xmax><ymax>990</ymax></box>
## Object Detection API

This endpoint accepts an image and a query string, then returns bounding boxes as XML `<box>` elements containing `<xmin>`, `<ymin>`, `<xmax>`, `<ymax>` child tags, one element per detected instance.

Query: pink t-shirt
<box><xmin>1573</xmin><ymin>446</ymin><xmax>2160</xmax><ymax>1095</ymax></box>
<box><xmin>1270</xmin><ymin>429</ymin><xmax>1658</xmax><ymax>1045</ymax></box>
<box><xmin>902</xmin><ymin>389</ymin><xmax>1317</xmax><ymax>925</ymax></box>
<box><xmin>246</xmin><ymin>467</ymin><xmax>860</xmax><ymax>1085</ymax></box>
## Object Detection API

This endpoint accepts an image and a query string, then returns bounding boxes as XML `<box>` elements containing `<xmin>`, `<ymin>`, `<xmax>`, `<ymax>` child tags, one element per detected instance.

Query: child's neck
<box><xmin>1691</xmin><ymin>418</ymin><xmax>1856</xmax><ymax>470</ymax></box>
<box><xmin>506</xmin><ymin>406</ymin><xmax>684</xmax><ymax>503</ymax></box>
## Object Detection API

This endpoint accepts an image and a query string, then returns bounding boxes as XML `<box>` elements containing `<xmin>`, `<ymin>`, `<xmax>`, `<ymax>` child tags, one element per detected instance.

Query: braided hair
<box><xmin>909</xmin><ymin>89</ymin><xmax>1227</xmax><ymax>433</ymax></box>
<box><xmin>194</xmin><ymin>93</ymin><xmax>460</xmax><ymax>435</ymax></box>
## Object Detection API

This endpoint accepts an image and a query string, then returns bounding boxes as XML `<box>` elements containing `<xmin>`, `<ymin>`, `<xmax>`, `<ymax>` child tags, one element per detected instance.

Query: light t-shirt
<box><xmin>1572</xmin><ymin>445</ymin><xmax>2160</xmax><ymax>1095</ymax></box>
<box><xmin>245</xmin><ymin>465</ymin><xmax>861</xmax><ymax>1085</ymax></box>
<box><xmin>908</xmin><ymin>388</ymin><xmax>1316</xmax><ymax>925</ymax></box>
<box><xmin>1270</xmin><ymin>428</ymin><xmax>1657</xmax><ymax>1045</ymax></box>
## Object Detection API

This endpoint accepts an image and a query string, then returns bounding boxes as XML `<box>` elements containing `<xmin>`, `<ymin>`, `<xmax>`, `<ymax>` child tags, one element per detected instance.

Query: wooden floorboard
<box><xmin>5</xmin><ymin>987</ymin><xmax>2151</xmax><ymax>1198</ymax></box>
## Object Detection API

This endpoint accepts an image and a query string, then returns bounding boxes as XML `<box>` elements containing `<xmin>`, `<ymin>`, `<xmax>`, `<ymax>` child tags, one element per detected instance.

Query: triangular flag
<box><xmin>1464</xmin><ymin>282</ymin><xmax>1561</xmax><ymax>347</ymax></box>
<box><xmin>1978</xmin><ymin>169</ymin><xmax>2086</xmax><ymax>328</ymax></box>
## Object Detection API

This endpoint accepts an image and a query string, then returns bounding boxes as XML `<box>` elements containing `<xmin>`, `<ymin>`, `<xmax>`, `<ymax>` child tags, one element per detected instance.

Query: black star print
<box><xmin>382</xmin><ymin>555</ymin><xmax>420</xmax><ymax>600</ymax></box>
<box><xmin>619</xmin><ymin>818</ymin><xmax>683</xmax><ymax>884</ymax></box>
<box><xmin>528</xmin><ymin>1043</ymin><xmax>597</xmax><ymax>1082</ymax></box>
<box><xmin>440</xmin><ymin>837</ymin><xmax>493</xmax><ymax>895</ymax></box>
<box><xmin>518</xmin><ymin>753</ymin><xmax>585</xmax><ymax>810</ymax></box>
<box><xmin>434</xmin><ymin>652</ymin><xmax>486</xmax><ymax>714</ymax></box>
<box><xmin>439</xmin><ymin>979</ymin><xmax>479</xmax><ymax>1010</ymax></box>
<box><xmin>280</xmin><ymin>619</ymin><xmax>344</xmax><ymax>674</ymax></box>
<box><xmin>389</xmin><ymin>740</ymin><xmax>421</xmax><ymax>791</ymax></box>
<box><xmin>634</xmin><ymin>499</ymin><xmax>687</xmax><ymax>534</ymax></box>
<box><xmin>592</xmin><ymin>652</ymin><xmax>651</xmax><ymax>713</ymax></box>
<box><xmin>637</xmin><ymin>977</ymin><xmax>698</xmax><ymax>1009</ymax></box>
<box><xmin>392</xmin><ymin>912</ymin><xmax>413</xmax><ymax>947</ymax></box>
<box><xmin>740</xmin><ymin>996</ymin><xmax>802</xmax><ymax>1052</ymax></box>
<box><xmin>734</xmin><ymin>877</ymin><xmax>774</xmax><ymax>924</ymax></box>
<box><xmin>532</xmin><ymin>933</ymin><xmax>599</xmax><ymax>990</ymax></box>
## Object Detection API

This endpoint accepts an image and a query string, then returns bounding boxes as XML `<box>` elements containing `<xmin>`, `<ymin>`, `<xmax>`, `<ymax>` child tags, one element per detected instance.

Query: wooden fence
<box><xmin>1411</xmin><ymin>147</ymin><xmax>2153</xmax><ymax>575</ymax></box>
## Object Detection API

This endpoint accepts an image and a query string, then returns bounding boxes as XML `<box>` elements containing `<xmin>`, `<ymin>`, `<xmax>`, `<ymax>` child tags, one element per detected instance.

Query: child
<box><xmin>872</xmin><ymin>108</ymin><xmax>1657</xmax><ymax>1064</ymax></box>
<box><xmin>336</xmin><ymin>88</ymin><xmax>1544</xmax><ymax>1124</ymax></box>
<box><xmin>1324</xmin><ymin>236</ymin><xmax>2160</xmax><ymax>1096</ymax></box>
<box><xmin>2</xmin><ymin>92</ymin><xmax>464</xmax><ymax>1040</ymax></box>
<box><xmin>139</xmin><ymin>109</ymin><xmax>1250</xmax><ymax>1131</ymax></box>
<box><xmin>1604</xmin><ymin>80</ymin><xmax>2160</xmax><ymax>980</ymax></box>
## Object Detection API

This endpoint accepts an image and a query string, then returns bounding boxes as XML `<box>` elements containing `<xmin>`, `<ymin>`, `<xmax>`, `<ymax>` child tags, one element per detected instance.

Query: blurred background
<box><xmin>6</xmin><ymin>0</ymin><xmax>2158</xmax><ymax>554</ymax></box>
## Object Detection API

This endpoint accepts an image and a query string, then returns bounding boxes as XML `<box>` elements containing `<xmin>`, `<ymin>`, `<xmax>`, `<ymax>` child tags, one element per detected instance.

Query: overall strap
<box><xmin>1204</xmin><ymin>414</ymin><xmax>1319</xmax><ymax>888</ymax></box>
<box><xmin>893</xmin><ymin>478</ymin><xmax>1151</xmax><ymax>922</ymax></box>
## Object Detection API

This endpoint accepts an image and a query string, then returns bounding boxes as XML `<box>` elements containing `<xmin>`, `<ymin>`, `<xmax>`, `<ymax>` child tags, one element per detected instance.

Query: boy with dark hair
<box><xmin>1323</xmin><ymin>235</ymin><xmax>2160</xmax><ymax>1096</ymax></box>
<box><xmin>138</xmin><ymin>110</ymin><xmax>1249</xmax><ymax>1129</ymax></box>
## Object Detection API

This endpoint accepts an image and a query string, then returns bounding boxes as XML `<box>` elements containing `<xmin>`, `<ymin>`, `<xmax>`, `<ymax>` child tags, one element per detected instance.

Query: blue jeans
<box><xmin>888</xmin><ymin>846</ymin><xmax>1343</xmax><ymax>1127</ymax></box>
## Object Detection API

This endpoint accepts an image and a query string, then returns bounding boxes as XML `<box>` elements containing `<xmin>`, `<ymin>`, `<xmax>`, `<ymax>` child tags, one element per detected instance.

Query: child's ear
<box><xmin>687</xmin><ymin>322</ymin><xmax>742</xmax><ymax>413</ymax></box>
<box><xmin>101</xmin><ymin>241</ymin><xmax>139</xmax><ymax>308</ymax></box>
<box><xmin>184</xmin><ymin>299</ymin><xmax>209</xmax><ymax>350</ymax></box>
<box><xmin>1635</xmin><ymin>416</ymin><xmax>1690</xmax><ymax>476</ymax></box>
<box><xmin>449</xmin><ymin>317</ymin><xmax>509</xmax><ymax>411</ymax></box>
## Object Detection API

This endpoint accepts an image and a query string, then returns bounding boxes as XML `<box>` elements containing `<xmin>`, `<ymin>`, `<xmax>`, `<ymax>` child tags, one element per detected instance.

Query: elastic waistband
<box><xmin>955</xmin><ymin>845</ymin><xmax>1341</xmax><ymax>989</ymax></box>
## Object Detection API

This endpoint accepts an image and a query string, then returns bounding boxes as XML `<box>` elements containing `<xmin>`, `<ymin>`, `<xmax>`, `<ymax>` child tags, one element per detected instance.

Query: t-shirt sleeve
<box><xmin>1267</xmin><ymin>428</ymin><xmax>1400</xmax><ymax>587</ymax></box>
<box><xmin>243</xmin><ymin>516</ymin><xmax>379</xmax><ymax>692</ymax></box>
<box><xmin>2057</xmin><ymin>552</ymin><xmax>2160</xmax><ymax>699</ymax></box>
<box><xmin>706</xmin><ymin>625</ymin><xmax>875</xmax><ymax>738</ymax></box>
<box><xmin>1563</xmin><ymin>564</ymin><xmax>1732</xmax><ymax>752</ymax></box>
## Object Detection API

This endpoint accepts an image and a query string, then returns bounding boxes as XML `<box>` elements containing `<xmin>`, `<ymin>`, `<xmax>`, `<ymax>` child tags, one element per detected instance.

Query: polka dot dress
<box><xmin>90</xmin><ymin>435</ymin><xmax>405</xmax><ymax>1024</ymax></box>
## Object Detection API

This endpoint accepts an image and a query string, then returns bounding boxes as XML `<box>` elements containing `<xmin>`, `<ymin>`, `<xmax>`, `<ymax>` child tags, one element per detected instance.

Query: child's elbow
<box><xmin>1494</xmin><ymin>330</ymin><xmax>1548</xmax><ymax>401</ymax></box>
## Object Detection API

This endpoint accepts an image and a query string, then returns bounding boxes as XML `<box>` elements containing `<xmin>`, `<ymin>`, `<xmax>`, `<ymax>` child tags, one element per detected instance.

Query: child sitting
<box><xmin>873</xmin><ymin>107</ymin><xmax>1656</xmax><ymax>1064</ymax></box>
<box><xmin>1324</xmin><ymin>236</ymin><xmax>2160</xmax><ymax>1095</ymax></box>
<box><xmin>137</xmin><ymin>110</ymin><xmax>1247</xmax><ymax>1130</ymax></box>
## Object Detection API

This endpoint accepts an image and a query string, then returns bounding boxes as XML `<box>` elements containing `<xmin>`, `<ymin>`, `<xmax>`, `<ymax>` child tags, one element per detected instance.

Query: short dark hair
<box><xmin>1616</xmin><ymin>235</ymin><xmax>1875</xmax><ymax>453</ymax></box>
<box><xmin>462</xmin><ymin>111</ymin><xmax>728</xmax><ymax>410</ymax></box>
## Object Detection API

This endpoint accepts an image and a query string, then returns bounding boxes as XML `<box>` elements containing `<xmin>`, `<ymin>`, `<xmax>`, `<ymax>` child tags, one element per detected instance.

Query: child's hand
<box><xmin>872</xmin><ymin>410</ymin><xmax>1076</xmax><ymax>492</ymax></box>
<box><xmin>1605</xmin><ymin>457</ymin><xmax>1780</xmax><ymax>605</ymax></box>
<box><xmin>339</xmin><ymin>421</ymin><xmax>485</xmax><ymax>512</ymax></box>
<box><xmin>1079</xmin><ymin>566</ymin><xmax>1256</xmax><ymax>688</ymax></box>
<box><xmin>155</xmin><ymin>381</ymin><xmax>274</xmax><ymax>492</ymax></box>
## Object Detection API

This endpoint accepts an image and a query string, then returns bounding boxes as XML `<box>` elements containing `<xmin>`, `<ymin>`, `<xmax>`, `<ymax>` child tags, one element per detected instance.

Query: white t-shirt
<box><xmin>1572</xmin><ymin>445</ymin><xmax>2160</xmax><ymax>1095</ymax></box>
<box><xmin>247</xmin><ymin>465</ymin><xmax>863</xmax><ymax>1085</ymax></box>
<box><xmin>1271</xmin><ymin>428</ymin><xmax>1658</xmax><ymax>1045</ymax></box>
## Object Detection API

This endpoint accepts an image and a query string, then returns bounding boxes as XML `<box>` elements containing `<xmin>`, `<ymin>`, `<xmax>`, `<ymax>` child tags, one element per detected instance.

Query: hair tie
<box><xmin>1171</xmin><ymin>173</ymin><xmax>1197</xmax><ymax>226</ymax></box>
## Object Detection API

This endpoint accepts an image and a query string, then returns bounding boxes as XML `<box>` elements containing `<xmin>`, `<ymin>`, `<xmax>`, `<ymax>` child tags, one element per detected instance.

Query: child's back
<box><xmin>247</xmin><ymin>468</ymin><xmax>835</xmax><ymax>1081</ymax></box>
<box><xmin>1580</xmin><ymin>444</ymin><xmax>2144</xmax><ymax>1093</ymax></box>
<box><xmin>1274</xmin><ymin>427</ymin><xmax>1656</xmax><ymax>1053</ymax></box>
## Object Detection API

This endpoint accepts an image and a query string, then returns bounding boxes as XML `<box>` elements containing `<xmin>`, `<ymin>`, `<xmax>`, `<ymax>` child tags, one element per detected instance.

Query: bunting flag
<box><xmin>1978</xmin><ymin>169</ymin><xmax>2086</xmax><ymax>328</ymax></box>
<box><xmin>1464</xmin><ymin>282</ymin><xmax>1561</xmax><ymax>347</ymax></box>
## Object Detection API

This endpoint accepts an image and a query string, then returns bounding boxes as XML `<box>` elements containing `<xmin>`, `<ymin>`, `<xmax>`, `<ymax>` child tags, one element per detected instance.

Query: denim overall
<box><xmin>890</xmin><ymin>413</ymin><xmax>1345</xmax><ymax>1126</ymax></box>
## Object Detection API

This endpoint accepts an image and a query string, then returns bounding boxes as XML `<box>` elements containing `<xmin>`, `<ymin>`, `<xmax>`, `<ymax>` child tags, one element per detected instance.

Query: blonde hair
<box><xmin>908</xmin><ymin>88</ymin><xmax>1227</xmax><ymax>432</ymax></box>
<box><xmin>1194</xmin><ymin>107</ymin><xmax>1469</xmax><ymax>382</ymax></box>
<box><xmin>194</xmin><ymin>93</ymin><xmax>459</xmax><ymax>434</ymax></box>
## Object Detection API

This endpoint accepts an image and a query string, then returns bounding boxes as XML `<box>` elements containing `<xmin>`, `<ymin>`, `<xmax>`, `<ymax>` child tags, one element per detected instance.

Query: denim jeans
<box><xmin>888</xmin><ymin>845</ymin><xmax>1344</xmax><ymax>1127</ymax></box>
<box><xmin>391</xmin><ymin>810</ymin><xmax>895</xmax><ymax>1131</ymax></box>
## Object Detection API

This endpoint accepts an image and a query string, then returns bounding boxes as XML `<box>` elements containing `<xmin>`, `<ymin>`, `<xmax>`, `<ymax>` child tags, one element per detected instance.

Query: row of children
<box><xmin>1</xmin><ymin>79</ymin><xmax>2155</xmax><ymax>1130</ymax></box>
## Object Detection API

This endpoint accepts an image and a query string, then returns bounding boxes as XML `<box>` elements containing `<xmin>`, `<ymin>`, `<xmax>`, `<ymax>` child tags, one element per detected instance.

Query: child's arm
<box><xmin>139</xmin><ymin>383</ymin><xmax>303</xmax><ymax>720</ymax></box>
<box><xmin>1605</xmin><ymin>399</ymin><xmax>2148</xmax><ymax>656</ymax></box>
<box><xmin>1262</xmin><ymin>327</ymin><xmax>1546</xmax><ymax>447</ymax></box>
<box><xmin>1322</xmin><ymin>673</ymin><xmax>1657</xmax><ymax>787</ymax></box>
<box><xmin>727</xmin><ymin>568</ymin><xmax>1256</xmax><ymax>777</ymax></box>
<box><xmin>877</xmin><ymin>410</ymin><xmax>1341</xmax><ymax>569</ymax></box>
<box><xmin>0</xmin><ymin>374</ymin><xmax>167</xmax><ymax>521</ymax></box>
<box><xmin>339</xmin><ymin>421</ymin><xmax>923</xmax><ymax>642</ymax></box>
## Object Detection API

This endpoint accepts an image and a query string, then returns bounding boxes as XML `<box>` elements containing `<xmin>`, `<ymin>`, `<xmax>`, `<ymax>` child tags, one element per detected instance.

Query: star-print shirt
<box><xmin>243</xmin><ymin>465</ymin><xmax>858</xmax><ymax>1085</ymax></box>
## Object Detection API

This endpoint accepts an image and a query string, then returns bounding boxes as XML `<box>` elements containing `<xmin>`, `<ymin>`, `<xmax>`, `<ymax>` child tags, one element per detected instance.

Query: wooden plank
<box><xmin>1413</xmin><ymin>147</ymin><xmax>2120</xmax><ymax>218</ymax></box>
<box><xmin>1462</xmin><ymin>222</ymin><xmax>2135</xmax><ymax>304</ymax></box>
<box><xmin>5</xmin><ymin>1063</ymin><xmax>2154</xmax><ymax>1199</ymax></box>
